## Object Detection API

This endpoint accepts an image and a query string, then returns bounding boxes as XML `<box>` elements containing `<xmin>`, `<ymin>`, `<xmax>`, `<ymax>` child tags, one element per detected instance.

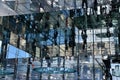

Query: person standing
<box><xmin>53</xmin><ymin>27</ymin><xmax>58</xmax><ymax>45</ymax></box>
<box><xmin>45</xmin><ymin>47</ymin><xmax>51</xmax><ymax>67</ymax></box>
<box><xmin>82</xmin><ymin>0</ymin><xmax>88</xmax><ymax>9</ymax></box>
<box><xmin>93</xmin><ymin>0</ymin><xmax>98</xmax><ymax>13</ymax></box>
<box><xmin>81</xmin><ymin>29</ymin><xmax>87</xmax><ymax>50</ymax></box>
<box><xmin>32</xmin><ymin>39</ymin><xmax>36</xmax><ymax>61</ymax></box>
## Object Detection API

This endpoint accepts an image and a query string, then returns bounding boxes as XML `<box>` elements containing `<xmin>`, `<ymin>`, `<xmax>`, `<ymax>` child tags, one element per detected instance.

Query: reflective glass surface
<box><xmin>0</xmin><ymin>69</ymin><xmax>14</xmax><ymax>75</ymax></box>
<box><xmin>33</xmin><ymin>67</ymin><xmax>76</xmax><ymax>74</ymax></box>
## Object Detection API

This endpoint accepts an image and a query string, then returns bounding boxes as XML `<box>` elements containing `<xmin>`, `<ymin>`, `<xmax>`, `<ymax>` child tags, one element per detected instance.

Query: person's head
<box><xmin>115</xmin><ymin>65</ymin><xmax>119</xmax><ymax>70</ymax></box>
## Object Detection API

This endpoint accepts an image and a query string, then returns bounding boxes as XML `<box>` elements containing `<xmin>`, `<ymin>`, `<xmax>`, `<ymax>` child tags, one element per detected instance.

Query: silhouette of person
<box><xmin>81</xmin><ymin>29</ymin><xmax>87</xmax><ymax>50</ymax></box>
<box><xmin>93</xmin><ymin>0</ymin><xmax>98</xmax><ymax>12</ymax></box>
<box><xmin>82</xmin><ymin>0</ymin><xmax>88</xmax><ymax>9</ymax></box>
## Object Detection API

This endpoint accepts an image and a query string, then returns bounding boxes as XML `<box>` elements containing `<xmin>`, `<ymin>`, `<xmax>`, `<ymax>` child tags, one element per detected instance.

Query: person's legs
<box><xmin>85</xmin><ymin>0</ymin><xmax>88</xmax><ymax>9</ymax></box>
<box><xmin>82</xmin><ymin>0</ymin><xmax>85</xmax><ymax>8</ymax></box>
<box><xmin>48</xmin><ymin>59</ymin><xmax>51</xmax><ymax>67</ymax></box>
<box><xmin>82</xmin><ymin>0</ymin><xmax>88</xmax><ymax>9</ymax></box>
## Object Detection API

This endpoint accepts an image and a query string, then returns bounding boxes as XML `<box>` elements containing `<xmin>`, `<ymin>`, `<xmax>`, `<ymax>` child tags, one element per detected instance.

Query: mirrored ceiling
<box><xmin>0</xmin><ymin>0</ymin><xmax>116</xmax><ymax>16</ymax></box>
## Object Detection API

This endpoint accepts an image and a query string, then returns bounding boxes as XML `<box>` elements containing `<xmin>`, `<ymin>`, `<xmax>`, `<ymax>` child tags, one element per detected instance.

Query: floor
<box><xmin>0</xmin><ymin>55</ymin><xmax>103</xmax><ymax>80</ymax></box>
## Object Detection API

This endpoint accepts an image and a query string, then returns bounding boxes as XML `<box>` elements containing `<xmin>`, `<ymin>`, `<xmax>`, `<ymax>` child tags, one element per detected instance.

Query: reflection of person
<box><xmin>114</xmin><ymin>65</ymin><xmax>120</xmax><ymax>80</ymax></box>
<box><xmin>115</xmin><ymin>65</ymin><xmax>120</xmax><ymax>76</ymax></box>
<box><xmin>93</xmin><ymin>0</ymin><xmax>98</xmax><ymax>12</ymax></box>
<box><xmin>32</xmin><ymin>39</ymin><xmax>36</xmax><ymax>61</ymax></box>
<box><xmin>112</xmin><ymin>69</ymin><xmax>116</xmax><ymax>80</ymax></box>
<box><xmin>82</xmin><ymin>0</ymin><xmax>88</xmax><ymax>14</ymax></box>
<box><xmin>45</xmin><ymin>48</ymin><xmax>51</xmax><ymax>67</ymax></box>
<box><xmin>82</xmin><ymin>0</ymin><xmax>88</xmax><ymax>9</ymax></box>
<box><xmin>112</xmin><ymin>69</ymin><xmax>115</xmax><ymax>76</ymax></box>
<box><xmin>81</xmin><ymin>29</ymin><xmax>87</xmax><ymax>50</ymax></box>
<box><xmin>53</xmin><ymin>27</ymin><xmax>58</xmax><ymax>45</ymax></box>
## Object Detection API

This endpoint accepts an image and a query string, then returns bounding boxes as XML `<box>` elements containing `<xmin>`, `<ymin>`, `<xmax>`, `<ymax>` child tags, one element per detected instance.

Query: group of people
<box><xmin>81</xmin><ymin>0</ymin><xmax>120</xmax><ymax>15</ymax></box>
<box><xmin>81</xmin><ymin>0</ymin><xmax>98</xmax><ymax>14</ymax></box>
